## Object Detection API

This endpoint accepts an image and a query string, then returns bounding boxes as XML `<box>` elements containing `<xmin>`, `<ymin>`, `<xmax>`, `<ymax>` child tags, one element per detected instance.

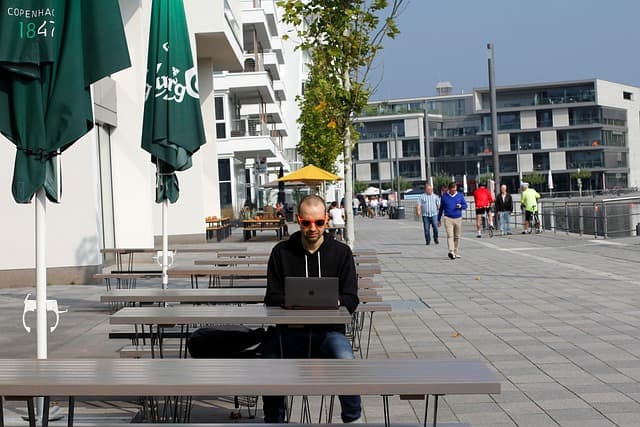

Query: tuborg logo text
<box><xmin>145</xmin><ymin>42</ymin><xmax>199</xmax><ymax>104</ymax></box>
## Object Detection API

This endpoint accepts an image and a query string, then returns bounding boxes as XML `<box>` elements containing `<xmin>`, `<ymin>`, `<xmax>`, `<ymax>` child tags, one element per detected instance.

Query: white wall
<box><xmin>596</xmin><ymin>80</ymin><xmax>640</xmax><ymax>188</ymax></box>
<box><xmin>0</xmin><ymin>134</ymin><xmax>102</xmax><ymax>269</ymax></box>
<box><xmin>520</xmin><ymin>110</ymin><xmax>536</xmax><ymax>129</ymax></box>
<box><xmin>552</xmin><ymin>108</ymin><xmax>569</xmax><ymax>127</ymax></box>
<box><xmin>540</xmin><ymin>130</ymin><xmax>557</xmax><ymax>149</ymax></box>
<box><xmin>497</xmin><ymin>133</ymin><xmax>510</xmax><ymax>152</ymax></box>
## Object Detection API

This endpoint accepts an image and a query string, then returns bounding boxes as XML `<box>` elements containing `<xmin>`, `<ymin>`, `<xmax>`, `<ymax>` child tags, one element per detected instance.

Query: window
<box><xmin>510</xmin><ymin>132</ymin><xmax>541</xmax><ymax>151</ymax></box>
<box><xmin>623</xmin><ymin>91</ymin><xmax>633</xmax><ymax>100</ymax></box>
<box><xmin>370</xmin><ymin>163</ymin><xmax>379</xmax><ymax>181</ymax></box>
<box><xmin>402</xmin><ymin>139</ymin><xmax>420</xmax><ymax>157</ymax></box>
<box><xmin>498</xmin><ymin>112</ymin><xmax>520</xmax><ymax>130</ymax></box>
<box><xmin>532</xmin><ymin>153</ymin><xmax>549</xmax><ymax>171</ymax></box>
<box><xmin>399</xmin><ymin>160</ymin><xmax>420</xmax><ymax>178</ymax></box>
<box><xmin>218</xmin><ymin>159</ymin><xmax>231</xmax><ymax>181</ymax></box>
<box><xmin>536</xmin><ymin>110</ymin><xmax>552</xmax><ymax>128</ymax></box>
<box><xmin>214</xmin><ymin>96</ymin><xmax>226</xmax><ymax>139</ymax></box>
<box><xmin>373</xmin><ymin>142</ymin><xmax>388</xmax><ymax>159</ymax></box>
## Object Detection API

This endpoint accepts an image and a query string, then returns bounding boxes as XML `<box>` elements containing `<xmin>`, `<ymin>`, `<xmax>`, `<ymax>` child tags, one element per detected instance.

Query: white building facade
<box><xmin>0</xmin><ymin>0</ymin><xmax>305</xmax><ymax>287</ymax></box>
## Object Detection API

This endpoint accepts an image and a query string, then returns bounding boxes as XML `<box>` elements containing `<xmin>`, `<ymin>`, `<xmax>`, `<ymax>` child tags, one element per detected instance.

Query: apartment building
<box><xmin>355</xmin><ymin>79</ymin><xmax>640</xmax><ymax>193</ymax></box>
<box><xmin>0</xmin><ymin>0</ymin><xmax>304</xmax><ymax>286</ymax></box>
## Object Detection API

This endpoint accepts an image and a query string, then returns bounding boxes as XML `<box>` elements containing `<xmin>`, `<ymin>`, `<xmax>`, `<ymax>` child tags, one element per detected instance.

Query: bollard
<box><xmin>636</xmin><ymin>223</ymin><xmax>640</xmax><ymax>237</ymax></box>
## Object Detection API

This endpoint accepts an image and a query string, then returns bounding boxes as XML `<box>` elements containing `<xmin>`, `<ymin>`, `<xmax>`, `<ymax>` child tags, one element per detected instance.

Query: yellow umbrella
<box><xmin>277</xmin><ymin>164</ymin><xmax>342</xmax><ymax>184</ymax></box>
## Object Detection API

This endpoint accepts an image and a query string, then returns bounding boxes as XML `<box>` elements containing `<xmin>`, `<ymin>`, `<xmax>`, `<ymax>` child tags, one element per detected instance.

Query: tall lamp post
<box><xmin>487</xmin><ymin>43</ymin><xmax>500</xmax><ymax>188</ymax></box>
<box><xmin>423</xmin><ymin>107</ymin><xmax>432</xmax><ymax>182</ymax></box>
<box><xmin>393</xmin><ymin>125</ymin><xmax>401</xmax><ymax>210</ymax></box>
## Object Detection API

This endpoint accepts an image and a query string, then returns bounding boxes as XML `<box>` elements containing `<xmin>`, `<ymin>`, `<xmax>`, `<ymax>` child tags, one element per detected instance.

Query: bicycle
<box><xmin>531</xmin><ymin>210</ymin><xmax>542</xmax><ymax>233</ymax></box>
<box><xmin>483</xmin><ymin>209</ymin><xmax>495</xmax><ymax>238</ymax></box>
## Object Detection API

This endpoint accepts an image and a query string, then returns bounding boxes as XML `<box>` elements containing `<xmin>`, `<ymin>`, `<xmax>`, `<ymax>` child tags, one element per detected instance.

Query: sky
<box><xmin>369</xmin><ymin>0</ymin><xmax>640</xmax><ymax>100</ymax></box>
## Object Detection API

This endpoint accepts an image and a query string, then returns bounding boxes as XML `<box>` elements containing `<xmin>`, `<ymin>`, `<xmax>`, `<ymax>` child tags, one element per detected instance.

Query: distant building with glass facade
<box><xmin>355</xmin><ymin>79</ymin><xmax>640</xmax><ymax>193</ymax></box>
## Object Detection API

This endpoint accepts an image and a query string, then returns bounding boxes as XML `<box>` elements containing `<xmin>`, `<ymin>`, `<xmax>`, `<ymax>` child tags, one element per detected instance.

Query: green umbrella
<box><xmin>0</xmin><ymin>0</ymin><xmax>130</xmax><ymax>361</ymax></box>
<box><xmin>141</xmin><ymin>0</ymin><xmax>206</xmax><ymax>289</ymax></box>
<box><xmin>142</xmin><ymin>0</ymin><xmax>206</xmax><ymax>203</ymax></box>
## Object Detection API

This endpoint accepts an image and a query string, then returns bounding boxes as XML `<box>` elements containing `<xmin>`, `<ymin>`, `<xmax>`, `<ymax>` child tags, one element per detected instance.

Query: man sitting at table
<box><xmin>262</xmin><ymin>194</ymin><xmax>361</xmax><ymax>423</ymax></box>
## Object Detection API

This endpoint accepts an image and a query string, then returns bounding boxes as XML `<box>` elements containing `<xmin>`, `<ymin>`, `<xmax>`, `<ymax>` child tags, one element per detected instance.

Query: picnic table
<box><xmin>0</xmin><ymin>358</ymin><xmax>500</xmax><ymax>427</ymax></box>
<box><xmin>101</xmin><ymin>288</ymin><xmax>382</xmax><ymax>305</ymax></box>
<box><xmin>242</xmin><ymin>218</ymin><xmax>285</xmax><ymax>241</ymax></box>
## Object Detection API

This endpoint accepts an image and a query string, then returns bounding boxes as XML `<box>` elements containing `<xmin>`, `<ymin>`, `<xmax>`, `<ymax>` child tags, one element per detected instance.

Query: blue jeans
<box><xmin>421</xmin><ymin>215</ymin><xmax>438</xmax><ymax>243</ymax></box>
<box><xmin>262</xmin><ymin>327</ymin><xmax>361</xmax><ymax>423</ymax></box>
<box><xmin>499</xmin><ymin>211</ymin><xmax>511</xmax><ymax>233</ymax></box>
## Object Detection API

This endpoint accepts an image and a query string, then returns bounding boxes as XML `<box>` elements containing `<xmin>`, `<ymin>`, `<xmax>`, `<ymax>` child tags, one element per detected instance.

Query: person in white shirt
<box><xmin>328</xmin><ymin>201</ymin><xmax>346</xmax><ymax>240</ymax></box>
<box><xmin>352</xmin><ymin>197</ymin><xmax>360</xmax><ymax>217</ymax></box>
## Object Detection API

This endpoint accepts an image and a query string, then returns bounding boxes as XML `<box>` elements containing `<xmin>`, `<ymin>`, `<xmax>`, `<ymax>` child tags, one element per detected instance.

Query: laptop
<box><xmin>283</xmin><ymin>277</ymin><xmax>339</xmax><ymax>310</ymax></box>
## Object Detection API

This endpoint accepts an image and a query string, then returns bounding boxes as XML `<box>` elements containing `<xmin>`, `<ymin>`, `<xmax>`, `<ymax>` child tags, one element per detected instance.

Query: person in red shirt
<box><xmin>473</xmin><ymin>182</ymin><xmax>494</xmax><ymax>238</ymax></box>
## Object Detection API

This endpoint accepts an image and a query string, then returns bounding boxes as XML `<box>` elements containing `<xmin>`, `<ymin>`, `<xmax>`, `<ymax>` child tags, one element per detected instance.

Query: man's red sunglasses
<box><xmin>297</xmin><ymin>216</ymin><xmax>326</xmax><ymax>227</ymax></box>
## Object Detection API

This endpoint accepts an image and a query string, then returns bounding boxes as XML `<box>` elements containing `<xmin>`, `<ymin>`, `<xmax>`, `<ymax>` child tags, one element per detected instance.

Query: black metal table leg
<box><xmin>67</xmin><ymin>396</ymin><xmax>75</xmax><ymax>427</ymax></box>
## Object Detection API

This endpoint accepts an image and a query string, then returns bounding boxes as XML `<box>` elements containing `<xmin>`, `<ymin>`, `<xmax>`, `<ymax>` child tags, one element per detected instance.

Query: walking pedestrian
<box><xmin>438</xmin><ymin>182</ymin><xmax>467</xmax><ymax>260</ymax></box>
<box><xmin>494</xmin><ymin>184</ymin><xmax>513</xmax><ymax>235</ymax></box>
<box><xmin>416</xmin><ymin>183</ymin><xmax>440</xmax><ymax>245</ymax></box>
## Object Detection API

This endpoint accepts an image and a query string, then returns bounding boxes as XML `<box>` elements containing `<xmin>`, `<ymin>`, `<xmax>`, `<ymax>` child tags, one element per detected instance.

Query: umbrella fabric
<box><xmin>141</xmin><ymin>0</ymin><xmax>206</xmax><ymax>203</ymax></box>
<box><xmin>0</xmin><ymin>0</ymin><xmax>131</xmax><ymax>203</ymax></box>
<box><xmin>548</xmin><ymin>170</ymin><xmax>554</xmax><ymax>190</ymax></box>
<box><xmin>278</xmin><ymin>164</ymin><xmax>341</xmax><ymax>183</ymax></box>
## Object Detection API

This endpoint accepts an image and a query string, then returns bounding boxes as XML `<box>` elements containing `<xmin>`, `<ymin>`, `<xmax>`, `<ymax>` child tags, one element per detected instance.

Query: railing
<box><xmin>230</xmin><ymin>119</ymin><xmax>270</xmax><ymax>137</ymax></box>
<box><xmin>402</xmin><ymin>193</ymin><xmax>640</xmax><ymax>239</ymax></box>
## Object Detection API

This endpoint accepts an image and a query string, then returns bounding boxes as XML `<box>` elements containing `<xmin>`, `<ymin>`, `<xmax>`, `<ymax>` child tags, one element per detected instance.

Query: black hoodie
<box><xmin>265</xmin><ymin>231</ymin><xmax>359</xmax><ymax>330</ymax></box>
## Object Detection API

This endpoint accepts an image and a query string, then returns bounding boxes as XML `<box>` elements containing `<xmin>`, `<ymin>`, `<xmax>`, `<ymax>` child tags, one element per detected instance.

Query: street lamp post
<box><xmin>487</xmin><ymin>43</ymin><xmax>500</xmax><ymax>188</ymax></box>
<box><xmin>423</xmin><ymin>107</ymin><xmax>432</xmax><ymax>182</ymax></box>
<box><xmin>393</xmin><ymin>125</ymin><xmax>401</xmax><ymax>209</ymax></box>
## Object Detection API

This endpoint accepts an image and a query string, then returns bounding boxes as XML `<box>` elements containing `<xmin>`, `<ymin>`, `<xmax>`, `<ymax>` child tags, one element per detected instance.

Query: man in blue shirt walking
<box><xmin>438</xmin><ymin>182</ymin><xmax>468</xmax><ymax>259</ymax></box>
<box><xmin>416</xmin><ymin>182</ymin><xmax>440</xmax><ymax>245</ymax></box>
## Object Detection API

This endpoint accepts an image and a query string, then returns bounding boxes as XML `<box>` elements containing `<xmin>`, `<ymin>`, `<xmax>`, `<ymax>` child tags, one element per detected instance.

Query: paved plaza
<box><xmin>1</xmin><ymin>214</ymin><xmax>640</xmax><ymax>426</ymax></box>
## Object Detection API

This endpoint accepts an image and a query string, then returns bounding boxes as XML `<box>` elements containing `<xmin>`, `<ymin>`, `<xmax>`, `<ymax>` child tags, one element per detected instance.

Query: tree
<box><xmin>523</xmin><ymin>172</ymin><xmax>546</xmax><ymax>191</ymax></box>
<box><xmin>353</xmin><ymin>180</ymin><xmax>368</xmax><ymax>194</ymax></box>
<box><xmin>392</xmin><ymin>176</ymin><xmax>412</xmax><ymax>192</ymax></box>
<box><xmin>279</xmin><ymin>0</ymin><xmax>405</xmax><ymax>247</ymax></box>
<box><xmin>432</xmin><ymin>174</ymin><xmax>452</xmax><ymax>194</ymax></box>
<box><xmin>570</xmin><ymin>169</ymin><xmax>591</xmax><ymax>196</ymax></box>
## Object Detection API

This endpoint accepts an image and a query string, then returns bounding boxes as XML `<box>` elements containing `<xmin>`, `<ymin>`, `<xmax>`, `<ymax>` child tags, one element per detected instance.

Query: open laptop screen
<box><xmin>283</xmin><ymin>277</ymin><xmax>339</xmax><ymax>310</ymax></box>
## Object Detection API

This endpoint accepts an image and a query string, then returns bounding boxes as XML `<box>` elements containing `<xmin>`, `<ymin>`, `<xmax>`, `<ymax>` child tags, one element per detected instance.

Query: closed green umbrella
<box><xmin>0</xmin><ymin>0</ymin><xmax>130</xmax><ymax>361</ymax></box>
<box><xmin>141</xmin><ymin>0</ymin><xmax>206</xmax><ymax>289</ymax></box>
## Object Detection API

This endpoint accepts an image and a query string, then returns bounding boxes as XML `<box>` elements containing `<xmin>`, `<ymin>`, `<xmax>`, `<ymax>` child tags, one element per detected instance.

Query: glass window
<box><xmin>219</xmin><ymin>182</ymin><xmax>232</xmax><ymax>206</ymax></box>
<box><xmin>532</xmin><ymin>152</ymin><xmax>549</xmax><ymax>171</ymax></box>
<box><xmin>402</xmin><ymin>139</ymin><xmax>420</xmax><ymax>157</ymax></box>
<box><xmin>215</xmin><ymin>97</ymin><xmax>225</xmax><ymax>120</ymax></box>
<box><xmin>216</xmin><ymin>123</ymin><xmax>226</xmax><ymax>139</ymax></box>
<box><xmin>370</xmin><ymin>162</ymin><xmax>379</xmax><ymax>181</ymax></box>
<box><xmin>566</xmin><ymin>151</ymin><xmax>603</xmax><ymax>169</ymax></box>
<box><xmin>536</xmin><ymin>110</ymin><xmax>552</xmax><ymax>128</ymax></box>
<box><xmin>399</xmin><ymin>160</ymin><xmax>421</xmax><ymax>178</ymax></box>
<box><xmin>498</xmin><ymin>112</ymin><xmax>520</xmax><ymax>130</ymax></box>
<box><xmin>499</xmin><ymin>155</ymin><xmax>517</xmax><ymax>173</ymax></box>
<box><xmin>569</xmin><ymin>107</ymin><xmax>600</xmax><ymax>125</ymax></box>
<box><xmin>510</xmin><ymin>132</ymin><xmax>540</xmax><ymax>151</ymax></box>
<box><xmin>218</xmin><ymin>159</ymin><xmax>231</xmax><ymax>181</ymax></box>
<box><xmin>373</xmin><ymin>142</ymin><xmax>388</xmax><ymax>159</ymax></box>
<box><xmin>557</xmin><ymin>129</ymin><xmax>602</xmax><ymax>148</ymax></box>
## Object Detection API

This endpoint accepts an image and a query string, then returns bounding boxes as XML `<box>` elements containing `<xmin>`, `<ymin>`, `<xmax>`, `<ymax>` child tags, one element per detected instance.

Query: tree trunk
<box><xmin>344</xmin><ymin>128</ymin><xmax>355</xmax><ymax>248</ymax></box>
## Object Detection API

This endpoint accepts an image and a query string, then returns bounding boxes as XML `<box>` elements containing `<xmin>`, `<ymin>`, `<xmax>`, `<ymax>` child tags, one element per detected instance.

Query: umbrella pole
<box><xmin>162</xmin><ymin>199</ymin><xmax>169</xmax><ymax>290</ymax></box>
<box><xmin>35</xmin><ymin>188</ymin><xmax>47</xmax><ymax>360</ymax></box>
<box><xmin>35</xmin><ymin>188</ymin><xmax>47</xmax><ymax>418</ymax></box>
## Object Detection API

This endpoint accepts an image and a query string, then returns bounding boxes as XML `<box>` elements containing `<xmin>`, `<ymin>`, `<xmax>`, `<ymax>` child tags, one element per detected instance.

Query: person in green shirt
<box><xmin>520</xmin><ymin>182</ymin><xmax>540</xmax><ymax>234</ymax></box>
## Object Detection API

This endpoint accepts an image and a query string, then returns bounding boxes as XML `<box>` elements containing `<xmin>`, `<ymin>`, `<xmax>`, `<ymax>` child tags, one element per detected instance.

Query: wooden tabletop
<box><xmin>101</xmin><ymin>288</ymin><xmax>382</xmax><ymax>304</ymax></box>
<box><xmin>167</xmin><ymin>267</ymin><xmax>267</xmax><ymax>278</ymax></box>
<box><xmin>109</xmin><ymin>306</ymin><xmax>352</xmax><ymax>326</ymax></box>
<box><xmin>0</xmin><ymin>358</ymin><xmax>500</xmax><ymax>397</ymax></box>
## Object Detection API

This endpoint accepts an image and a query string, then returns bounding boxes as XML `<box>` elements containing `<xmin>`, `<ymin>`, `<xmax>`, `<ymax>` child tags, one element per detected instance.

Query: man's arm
<box><xmin>459</xmin><ymin>193</ymin><xmax>468</xmax><ymax>210</ymax></box>
<box><xmin>338</xmin><ymin>247</ymin><xmax>359</xmax><ymax>314</ymax></box>
<box><xmin>265</xmin><ymin>247</ymin><xmax>285</xmax><ymax>306</ymax></box>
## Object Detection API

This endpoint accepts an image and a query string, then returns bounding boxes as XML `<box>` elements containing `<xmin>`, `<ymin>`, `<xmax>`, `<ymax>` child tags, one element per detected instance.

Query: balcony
<box><xmin>186</xmin><ymin>0</ymin><xmax>243</xmax><ymax>71</ymax></box>
<box><xmin>273</xmin><ymin>79</ymin><xmax>287</xmax><ymax>101</ymax></box>
<box><xmin>214</xmin><ymin>71</ymin><xmax>276</xmax><ymax>104</ymax></box>
<box><xmin>220</xmin><ymin>118</ymin><xmax>281</xmax><ymax>160</ymax></box>
<box><xmin>241</xmin><ymin>8</ymin><xmax>271</xmax><ymax>51</ymax></box>
<box><xmin>240</xmin><ymin>103</ymin><xmax>283</xmax><ymax>124</ymax></box>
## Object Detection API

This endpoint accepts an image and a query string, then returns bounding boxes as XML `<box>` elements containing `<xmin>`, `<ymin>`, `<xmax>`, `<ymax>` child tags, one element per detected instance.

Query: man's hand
<box><xmin>437</xmin><ymin>221</ymin><xmax>441</xmax><ymax>227</ymax></box>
